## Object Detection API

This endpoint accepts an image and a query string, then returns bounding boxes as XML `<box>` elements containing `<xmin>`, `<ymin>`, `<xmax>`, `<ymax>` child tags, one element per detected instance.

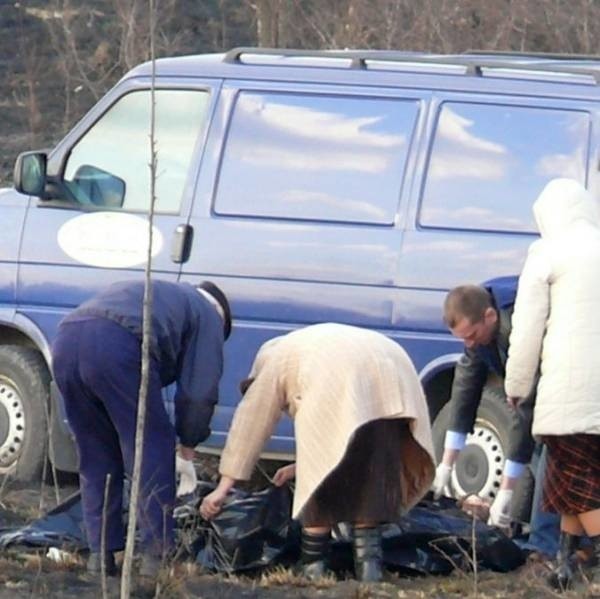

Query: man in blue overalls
<box><xmin>52</xmin><ymin>280</ymin><xmax>231</xmax><ymax>576</ymax></box>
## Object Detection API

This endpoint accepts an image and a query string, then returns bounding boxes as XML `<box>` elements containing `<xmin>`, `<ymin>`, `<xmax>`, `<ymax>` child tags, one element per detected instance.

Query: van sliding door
<box><xmin>181</xmin><ymin>81</ymin><xmax>424</xmax><ymax>454</ymax></box>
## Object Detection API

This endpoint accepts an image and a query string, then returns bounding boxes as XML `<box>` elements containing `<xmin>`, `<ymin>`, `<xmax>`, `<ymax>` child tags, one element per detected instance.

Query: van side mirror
<box><xmin>14</xmin><ymin>151</ymin><xmax>48</xmax><ymax>197</ymax></box>
<box><xmin>69</xmin><ymin>165</ymin><xmax>126</xmax><ymax>208</ymax></box>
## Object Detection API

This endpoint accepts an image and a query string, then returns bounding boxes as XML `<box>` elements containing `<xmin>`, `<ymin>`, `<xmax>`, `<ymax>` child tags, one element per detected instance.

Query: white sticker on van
<box><xmin>57</xmin><ymin>212</ymin><xmax>163</xmax><ymax>268</ymax></box>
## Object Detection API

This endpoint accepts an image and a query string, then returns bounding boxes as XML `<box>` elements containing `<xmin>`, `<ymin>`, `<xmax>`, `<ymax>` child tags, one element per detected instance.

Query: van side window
<box><xmin>63</xmin><ymin>89</ymin><xmax>209</xmax><ymax>213</ymax></box>
<box><xmin>420</xmin><ymin>102</ymin><xmax>590</xmax><ymax>233</ymax></box>
<box><xmin>214</xmin><ymin>91</ymin><xmax>419</xmax><ymax>224</ymax></box>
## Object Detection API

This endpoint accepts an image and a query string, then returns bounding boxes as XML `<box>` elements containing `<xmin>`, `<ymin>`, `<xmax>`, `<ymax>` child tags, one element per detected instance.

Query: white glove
<box><xmin>176</xmin><ymin>455</ymin><xmax>198</xmax><ymax>497</ymax></box>
<box><xmin>432</xmin><ymin>463</ymin><xmax>452</xmax><ymax>499</ymax></box>
<box><xmin>488</xmin><ymin>489</ymin><xmax>513</xmax><ymax>528</ymax></box>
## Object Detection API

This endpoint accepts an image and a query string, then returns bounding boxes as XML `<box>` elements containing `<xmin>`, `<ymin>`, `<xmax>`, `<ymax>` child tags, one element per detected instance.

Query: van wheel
<box><xmin>432</xmin><ymin>386</ymin><xmax>533</xmax><ymax>518</ymax></box>
<box><xmin>0</xmin><ymin>346</ymin><xmax>50</xmax><ymax>481</ymax></box>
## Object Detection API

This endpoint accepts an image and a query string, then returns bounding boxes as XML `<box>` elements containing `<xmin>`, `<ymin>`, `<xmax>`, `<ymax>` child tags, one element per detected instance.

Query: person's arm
<box><xmin>440</xmin><ymin>447</ymin><xmax>461</xmax><ymax>467</ymax></box>
<box><xmin>199</xmin><ymin>357</ymin><xmax>286</xmax><ymax>519</ymax></box>
<box><xmin>487</xmin><ymin>383</ymin><xmax>538</xmax><ymax>527</ymax></box>
<box><xmin>200</xmin><ymin>475</ymin><xmax>236</xmax><ymax>519</ymax></box>
<box><xmin>489</xmin><ymin>379</ymin><xmax>536</xmax><ymax>521</ymax></box>
<box><xmin>491</xmin><ymin>247</ymin><xmax>550</xmax><ymax>527</ymax></box>
<box><xmin>432</xmin><ymin>351</ymin><xmax>488</xmax><ymax>498</ymax></box>
<box><xmin>218</xmin><ymin>359</ymin><xmax>286</xmax><ymax>482</ymax></box>
<box><xmin>273</xmin><ymin>463</ymin><xmax>296</xmax><ymax>486</ymax></box>
<box><xmin>175</xmin><ymin>451</ymin><xmax>198</xmax><ymax>497</ymax></box>
<box><xmin>444</xmin><ymin>350</ymin><xmax>488</xmax><ymax>465</ymax></box>
<box><xmin>432</xmin><ymin>451</ymin><xmax>457</xmax><ymax>499</ymax></box>
<box><xmin>488</xmin><ymin>471</ymin><xmax>520</xmax><ymax>528</ymax></box>
<box><xmin>178</xmin><ymin>445</ymin><xmax>196</xmax><ymax>461</ymax></box>
<box><xmin>505</xmin><ymin>242</ymin><xmax>551</xmax><ymax>399</ymax></box>
<box><xmin>505</xmin><ymin>385</ymin><xmax>536</xmax><ymax>464</ymax></box>
<box><xmin>447</xmin><ymin>350</ymin><xmax>488</xmax><ymax>437</ymax></box>
<box><xmin>174</xmin><ymin>318</ymin><xmax>224</xmax><ymax>448</ymax></box>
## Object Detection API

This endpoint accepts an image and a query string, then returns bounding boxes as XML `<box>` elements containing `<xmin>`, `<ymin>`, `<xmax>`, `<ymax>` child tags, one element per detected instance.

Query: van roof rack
<box><xmin>223</xmin><ymin>47</ymin><xmax>600</xmax><ymax>84</ymax></box>
<box><xmin>465</xmin><ymin>49</ymin><xmax>600</xmax><ymax>61</ymax></box>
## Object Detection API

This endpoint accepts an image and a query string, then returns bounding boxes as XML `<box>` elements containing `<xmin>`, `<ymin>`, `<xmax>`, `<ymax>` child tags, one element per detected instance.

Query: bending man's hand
<box><xmin>176</xmin><ymin>454</ymin><xmax>197</xmax><ymax>497</ymax></box>
<box><xmin>199</xmin><ymin>476</ymin><xmax>235</xmax><ymax>520</ymax></box>
<box><xmin>432</xmin><ymin>463</ymin><xmax>452</xmax><ymax>499</ymax></box>
<box><xmin>488</xmin><ymin>489</ymin><xmax>513</xmax><ymax>528</ymax></box>
<box><xmin>272</xmin><ymin>463</ymin><xmax>296</xmax><ymax>486</ymax></box>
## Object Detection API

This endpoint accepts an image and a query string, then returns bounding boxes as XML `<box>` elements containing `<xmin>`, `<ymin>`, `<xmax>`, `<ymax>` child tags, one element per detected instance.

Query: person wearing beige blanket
<box><xmin>200</xmin><ymin>323</ymin><xmax>435</xmax><ymax>581</ymax></box>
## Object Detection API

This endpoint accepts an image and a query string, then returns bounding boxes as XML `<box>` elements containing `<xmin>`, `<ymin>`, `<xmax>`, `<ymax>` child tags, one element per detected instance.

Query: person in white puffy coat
<box><xmin>505</xmin><ymin>178</ymin><xmax>600</xmax><ymax>592</ymax></box>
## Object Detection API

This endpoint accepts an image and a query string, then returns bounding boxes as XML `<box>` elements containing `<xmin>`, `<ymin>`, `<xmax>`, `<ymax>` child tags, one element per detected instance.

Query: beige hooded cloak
<box><xmin>219</xmin><ymin>323</ymin><xmax>435</xmax><ymax>519</ymax></box>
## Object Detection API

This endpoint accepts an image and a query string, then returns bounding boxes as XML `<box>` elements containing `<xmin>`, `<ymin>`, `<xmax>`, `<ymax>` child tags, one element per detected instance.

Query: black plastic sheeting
<box><xmin>0</xmin><ymin>492</ymin><xmax>85</xmax><ymax>551</ymax></box>
<box><xmin>0</xmin><ymin>482</ymin><xmax>524</xmax><ymax>576</ymax></box>
<box><xmin>176</xmin><ymin>483</ymin><xmax>298</xmax><ymax>573</ymax></box>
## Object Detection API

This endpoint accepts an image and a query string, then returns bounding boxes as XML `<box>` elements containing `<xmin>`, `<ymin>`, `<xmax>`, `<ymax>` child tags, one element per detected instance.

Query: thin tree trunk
<box><xmin>120</xmin><ymin>1</ymin><xmax>158</xmax><ymax>596</ymax></box>
<box><xmin>101</xmin><ymin>474</ymin><xmax>112</xmax><ymax>599</ymax></box>
<box><xmin>256</xmin><ymin>0</ymin><xmax>278</xmax><ymax>46</ymax></box>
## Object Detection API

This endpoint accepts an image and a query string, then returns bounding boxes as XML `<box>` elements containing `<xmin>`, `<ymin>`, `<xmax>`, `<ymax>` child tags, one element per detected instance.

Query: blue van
<box><xmin>3</xmin><ymin>49</ymin><xmax>599</xmax><ymax>509</ymax></box>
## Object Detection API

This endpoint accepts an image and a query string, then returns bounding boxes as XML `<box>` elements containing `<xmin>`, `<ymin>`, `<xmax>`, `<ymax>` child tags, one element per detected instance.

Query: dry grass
<box><xmin>1</xmin><ymin>473</ymin><xmax>598</xmax><ymax>598</ymax></box>
<box><xmin>0</xmin><ymin>549</ymin><xmax>598</xmax><ymax>599</ymax></box>
<box><xmin>0</xmin><ymin>551</ymin><xmax>83</xmax><ymax>573</ymax></box>
<box><xmin>258</xmin><ymin>565</ymin><xmax>337</xmax><ymax>588</ymax></box>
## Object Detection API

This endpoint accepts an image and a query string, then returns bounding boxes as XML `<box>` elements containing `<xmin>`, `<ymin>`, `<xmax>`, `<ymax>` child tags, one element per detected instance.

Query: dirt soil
<box><xmin>0</xmin><ymin>475</ymin><xmax>594</xmax><ymax>599</ymax></box>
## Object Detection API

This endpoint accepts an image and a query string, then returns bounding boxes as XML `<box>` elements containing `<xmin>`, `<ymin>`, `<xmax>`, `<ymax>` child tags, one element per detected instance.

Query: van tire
<box><xmin>0</xmin><ymin>346</ymin><xmax>50</xmax><ymax>481</ymax></box>
<box><xmin>432</xmin><ymin>385</ymin><xmax>533</xmax><ymax>520</ymax></box>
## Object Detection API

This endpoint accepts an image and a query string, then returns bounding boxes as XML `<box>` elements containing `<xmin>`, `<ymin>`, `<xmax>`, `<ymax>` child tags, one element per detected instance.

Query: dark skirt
<box><xmin>301</xmin><ymin>418</ymin><xmax>410</xmax><ymax>527</ymax></box>
<box><xmin>542</xmin><ymin>434</ymin><xmax>600</xmax><ymax>515</ymax></box>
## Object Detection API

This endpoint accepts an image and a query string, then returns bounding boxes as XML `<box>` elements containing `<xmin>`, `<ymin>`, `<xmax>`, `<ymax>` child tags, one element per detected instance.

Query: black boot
<box><xmin>547</xmin><ymin>533</ymin><xmax>579</xmax><ymax>591</ymax></box>
<box><xmin>87</xmin><ymin>550</ymin><xmax>118</xmax><ymax>577</ymax></box>
<box><xmin>300</xmin><ymin>530</ymin><xmax>330</xmax><ymax>580</ymax></box>
<box><xmin>353</xmin><ymin>526</ymin><xmax>383</xmax><ymax>583</ymax></box>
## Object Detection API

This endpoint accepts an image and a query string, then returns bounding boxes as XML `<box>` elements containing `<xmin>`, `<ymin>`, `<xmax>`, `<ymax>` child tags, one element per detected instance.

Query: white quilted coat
<box><xmin>505</xmin><ymin>178</ymin><xmax>600</xmax><ymax>436</ymax></box>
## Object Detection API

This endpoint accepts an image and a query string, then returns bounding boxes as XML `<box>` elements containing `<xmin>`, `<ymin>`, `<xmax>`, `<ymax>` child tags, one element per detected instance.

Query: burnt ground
<box><xmin>0</xmin><ymin>469</ymin><xmax>595</xmax><ymax>599</ymax></box>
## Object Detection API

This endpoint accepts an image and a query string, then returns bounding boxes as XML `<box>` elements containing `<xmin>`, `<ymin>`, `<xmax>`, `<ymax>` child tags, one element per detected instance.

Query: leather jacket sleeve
<box><xmin>447</xmin><ymin>349</ymin><xmax>488</xmax><ymax>434</ymax></box>
<box><xmin>506</xmin><ymin>377</ymin><xmax>537</xmax><ymax>463</ymax></box>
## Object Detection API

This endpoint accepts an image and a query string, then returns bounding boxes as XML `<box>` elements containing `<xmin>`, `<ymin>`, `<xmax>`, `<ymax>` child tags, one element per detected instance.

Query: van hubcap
<box><xmin>0</xmin><ymin>378</ymin><xmax>25</xmax><ymax>469</ymax></box>
<box><xmin>451</xmin><ymin>420</ymin><xmax>504</xmax><ymax>501</ymax></box>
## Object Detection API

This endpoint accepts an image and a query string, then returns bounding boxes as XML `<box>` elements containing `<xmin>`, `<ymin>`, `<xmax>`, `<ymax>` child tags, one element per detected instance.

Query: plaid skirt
<box><xmin>301</xmin><ymin>418</ymin><xmax>411</xmax><ymax>527</ymax></box>
<box><xmin>542</xmin><ymin>434</ymin><xmax>600</xmax><ymax>515</ymax></box>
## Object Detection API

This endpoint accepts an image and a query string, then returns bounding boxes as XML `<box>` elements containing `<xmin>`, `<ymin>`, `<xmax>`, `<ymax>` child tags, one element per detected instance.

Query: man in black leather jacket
<box><xmin>432</xmin><ymin>277</ymin><xmax>535</xmax><ymax>528</ymax></box>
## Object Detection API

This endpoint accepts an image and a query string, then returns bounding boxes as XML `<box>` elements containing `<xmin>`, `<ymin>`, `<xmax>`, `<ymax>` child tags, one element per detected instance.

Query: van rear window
<box><xmin>214</xmin><ymin>91</ymin><xmax>419</xmax><ymax>224</ymax></box>
<box><xmin>419</xmin><ymin>102</ymin><xmax>590</xmax><ymax>233</ymax></box>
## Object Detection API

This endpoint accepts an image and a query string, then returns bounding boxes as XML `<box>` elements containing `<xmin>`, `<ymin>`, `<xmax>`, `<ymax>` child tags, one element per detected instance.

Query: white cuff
<box><xmin>444</xmin><ymin>430</ymin><xmax>467</xmax><ymax>451</ymax></box>
<box><xmin>503</xmin><ymin>459</ymin><xmax>526</xmax><ymax>479</ymax></box>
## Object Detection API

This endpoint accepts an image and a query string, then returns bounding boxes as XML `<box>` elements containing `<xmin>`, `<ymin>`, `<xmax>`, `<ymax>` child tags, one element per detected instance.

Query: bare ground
<box><xmin>0</xmin><ymin>549</ymin><xmax>592</xmax><ymax>598</ymax></box>
<box><xmin>1</xmin><ymin>476</ymin><xmax>597</xmax><ymax>599</ymax></box>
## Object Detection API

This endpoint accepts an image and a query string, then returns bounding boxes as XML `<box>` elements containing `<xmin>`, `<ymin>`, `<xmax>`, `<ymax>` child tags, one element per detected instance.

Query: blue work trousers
<box><xmin>52</xmin><ymin>317</ymin><xmax>176</xmax><ymax>557</ymax></box>
<box><xmin>517</xmin><ymin>445</ymin><xmax>560</xmax><ymax>557</ymax></box>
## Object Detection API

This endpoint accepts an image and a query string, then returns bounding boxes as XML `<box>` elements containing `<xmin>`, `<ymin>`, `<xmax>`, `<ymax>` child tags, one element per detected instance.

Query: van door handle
<box><xmin>171</xmin><ymin>223</ymin><xmax>194</xmax><ymax>263</ymax></box>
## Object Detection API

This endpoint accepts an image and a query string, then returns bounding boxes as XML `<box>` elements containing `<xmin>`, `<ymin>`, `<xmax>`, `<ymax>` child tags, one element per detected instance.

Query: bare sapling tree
<box><xmin>41</xmin><ymin>395</ymin><xmax>61</xmax><ymax>507</ymax></box>
<box><xmin>471</xmin><ymin>512</ymin><xmax>478</xmax><ymax>597</ymax></box>
<box><xmin>101</xmin><ymin>473</ymin><xmax>112</xmax><ymax>599</ymax></box>
<box><xmin>120</xmin><ymin>0</ymin><xmax>158</xmax><ymax>596</ymax></box>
